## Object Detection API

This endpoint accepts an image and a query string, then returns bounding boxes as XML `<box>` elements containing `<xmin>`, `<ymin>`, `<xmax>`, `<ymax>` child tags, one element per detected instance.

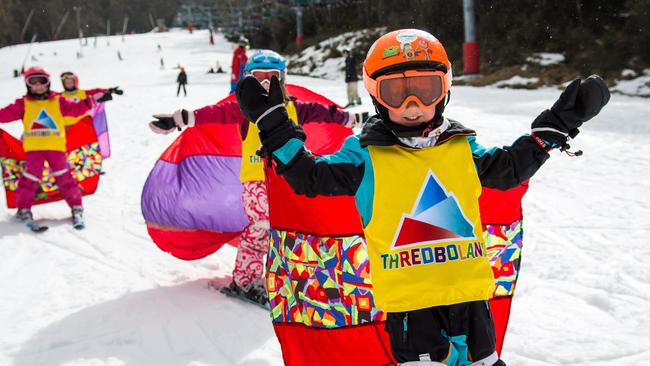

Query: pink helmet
<box><xmin>23</xmin><ymin>66</ymin><xmax>51</xmax><ymax>87</ymax></box>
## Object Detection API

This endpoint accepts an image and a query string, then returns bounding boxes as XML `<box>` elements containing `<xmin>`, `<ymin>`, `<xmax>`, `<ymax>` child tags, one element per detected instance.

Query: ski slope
<box><xmin>0</xmin><ymin>29</ymin><xmax>649</xmax><ymax>366</ymax></box>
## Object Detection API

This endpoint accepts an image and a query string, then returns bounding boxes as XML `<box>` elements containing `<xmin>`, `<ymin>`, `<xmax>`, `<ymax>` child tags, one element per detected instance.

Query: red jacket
<box><xmin>231</xmin><ymin>46</ymin><xmax>248</xmax><ymax>82</ymax></box>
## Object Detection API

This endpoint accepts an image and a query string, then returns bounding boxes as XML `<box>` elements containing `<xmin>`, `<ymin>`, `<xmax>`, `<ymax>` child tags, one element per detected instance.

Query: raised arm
<box><xmin>474</xmin><ymin>75</ymin><xmax>610</xmax><ymax>190</ymax></box>
<box><xmin>59</xmin><ymin>96</ymin><xmax>93</xmax><ymax>118</ymax></box>
<box><xmin>0</xmin><ymin>98</ymin><xmax>25</xmax><ymax>123</ymax></box>
<box><xmin>470</xmin><ymin>135</ymin><xmax>549</xmax><ymax>190</ymax></box>
<box><xmin>193</xmin><ymin>101</ymin><xmax>246</xmax><ymax>126</ymax></box>
<box><xmin>294</xmin><ymin>100</ymin><xmax>350</xmax><ymax>126</ymax></box>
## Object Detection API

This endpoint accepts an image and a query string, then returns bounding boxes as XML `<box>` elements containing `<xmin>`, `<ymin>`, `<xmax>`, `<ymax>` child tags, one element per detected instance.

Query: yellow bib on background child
<box><xmin>239</xmin><ymin>100</ymin><xmax>297</xmax><ymax>182</ymax></box>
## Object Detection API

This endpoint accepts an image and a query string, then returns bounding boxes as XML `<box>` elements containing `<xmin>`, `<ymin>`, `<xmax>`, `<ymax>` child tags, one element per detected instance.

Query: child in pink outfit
<box><xmin>0</xmin><ymin>67</ymin><xmax>109</xmax><ymax>225</ymax></box>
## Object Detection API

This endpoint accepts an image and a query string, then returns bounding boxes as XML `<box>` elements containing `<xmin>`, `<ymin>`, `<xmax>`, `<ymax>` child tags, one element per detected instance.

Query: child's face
<box><xmin>387</xmin><ymin>101</ymin><xmax>437</xmax><ymax>127</ymax></box>
<box><xmin>29</xmin><ymin>83</ymin><xmax>48</xmax><ymax>95</ymax></box>
<box><xmin>63</xmin><ymin>78</ymin><xmax>75</xmax><ymax>90</ymax></box>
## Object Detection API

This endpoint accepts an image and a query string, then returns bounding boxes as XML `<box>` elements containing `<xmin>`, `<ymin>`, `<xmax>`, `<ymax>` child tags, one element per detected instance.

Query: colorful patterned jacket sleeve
<box><xmin>0</xmin><ymin>98</ymin><xmax>25</xmax><ymax>123</ymax></box>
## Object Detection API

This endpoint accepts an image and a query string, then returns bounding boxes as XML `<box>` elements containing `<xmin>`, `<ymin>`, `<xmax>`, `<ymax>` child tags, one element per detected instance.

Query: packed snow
<box><xmin>526</xmin><ymin>53</ymin><xmax>566</xmax><ymax>67</ymax></box>
<box><xmin>493</xmin><ymin>76</ymin><xmax>540</xmax><ymax>88</ymax></box>
<box><xmin>613</xmin><ymin>69</ymin><xmax>650</xmax><ymax>97</ymax></box>
<box><xmin>1</xmin><ymin>29</ymin><xmax>649</xmax><ymax>366</ymax></box>
<box><xmin>287</xmin><ymin>27</ymin><xmax>385</xmax><ymax>80</ymax></box>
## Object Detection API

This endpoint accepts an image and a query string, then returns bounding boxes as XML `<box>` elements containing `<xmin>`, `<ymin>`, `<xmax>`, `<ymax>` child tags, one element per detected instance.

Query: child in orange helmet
<box><xmin>235</xmin><ymin>29</ymin><xmax>610</xmax><ymax>365</ymax></box>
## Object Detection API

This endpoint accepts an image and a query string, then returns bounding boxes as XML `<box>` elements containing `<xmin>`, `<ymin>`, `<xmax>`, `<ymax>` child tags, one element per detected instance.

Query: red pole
<box><xmin>295</xmin><ymin>5</ymin><xmax>303</xmax><ymax>47</ymax></box>
<box><xmin>463</xmin><ymin>42</ymin><xmax>480</xmax><ymax>74</ymax></box>
<box><xmin>463</xmin><ymin>0</ymin><xmax>479</xmax><ymax>74</ymax></box>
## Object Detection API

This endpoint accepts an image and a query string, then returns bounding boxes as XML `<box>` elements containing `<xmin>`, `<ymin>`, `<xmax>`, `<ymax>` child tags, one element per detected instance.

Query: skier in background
<box><xmin>177</xmin><ymin>67</ymin><xmax>188</xmax><ymax>97</ymax></box>
<box><xmin>342</xmin><ymin>48</ymin><xmax>362</xmax><ymax>108</ymax></box>
<box><xmin>230</xmin><ymin>37</ymin><xmax>248</xmax><ymax>94</ymax></box>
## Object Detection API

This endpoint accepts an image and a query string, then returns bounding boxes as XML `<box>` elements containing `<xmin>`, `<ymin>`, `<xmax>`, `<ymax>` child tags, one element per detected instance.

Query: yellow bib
<box><xmin>239</xmin><ymin>100</ymin><xmax>298</xmax><ymax>182</ymax></box>
<box><xmin>22</xmin><ymin>96</ymin><xmax>68</xmax><ymax>152</ymax></box>
<box><xmin>365</xmin><ymin>138</ymin><xmax>494</xmax><ymax>312</ymax></box>
<box><xmin>60</xmin><ymin>89</ymin><xmax>88</xmax><ymax>126</ymax></box>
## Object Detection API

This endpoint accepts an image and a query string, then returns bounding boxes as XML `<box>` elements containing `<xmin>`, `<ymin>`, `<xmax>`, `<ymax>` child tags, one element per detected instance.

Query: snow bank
<box><xmin>613</xmin><ymin>69</ymin><xmax>650</xmax><ymax>97</ymax></box>
<box><xmin>526</xmin><ymin>52</ymin><xmax>565</xmax><ymax>67</ymax></box>
<box><xmin>287</xmin><ymin>27</ymin><xmax>386</xmax><ymax>80</ymax></box>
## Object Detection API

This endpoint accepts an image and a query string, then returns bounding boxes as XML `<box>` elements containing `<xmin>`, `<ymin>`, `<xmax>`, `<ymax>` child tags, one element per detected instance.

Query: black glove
<box><xmin>532</xmin><ymin>75</ymin><xmax>610</xmax><ymax>149</ymax></box>
<box><xmin>149</xmin><ymin>110</ymin><xmax>193</xmax><ymax>134</ymax></box>
<box><xmin>108</xmin><ymin>86</ymin><xmax>124</xmax><ymax>95</ymax></box>
<box><xmin>149</xmin><ymin>114</ymin><xmax>176</xmax><ymax>134</ymax></box>
<box><xmin>236</xmin><ymin>75</ymin><xmax>305</xmax><ymax>153</ymax></box>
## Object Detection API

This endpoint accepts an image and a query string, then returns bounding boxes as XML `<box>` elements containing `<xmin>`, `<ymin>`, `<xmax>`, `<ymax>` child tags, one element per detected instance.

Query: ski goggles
<box><xmin>366</xmin><ymin>70</ymin><xmax>448</xmax><ymax>112</ymax></box>
<box><xmin>60</xmin><ymin>72</ymin><xmax>76</xmax><ymax>81</ymax></box>
<box><xmin>249</xmin><ymin>69</ymin><xmax>282</xmax><ymax>83</ymax></box>
<box><xmin>26</xmin><ymin>75</ymin><xmax>50</xmax><ymax>87</ymax></box>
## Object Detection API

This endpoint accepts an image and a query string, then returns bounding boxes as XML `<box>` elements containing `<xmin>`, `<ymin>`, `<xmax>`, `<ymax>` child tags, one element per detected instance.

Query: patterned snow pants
<box><xmin>232</xmin><ymin>180</ymin><xmax>269</xmax><ymax>291</ymax></box>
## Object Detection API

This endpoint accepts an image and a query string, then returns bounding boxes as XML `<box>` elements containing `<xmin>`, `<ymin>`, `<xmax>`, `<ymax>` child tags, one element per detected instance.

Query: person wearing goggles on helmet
<box><xmin>236</xmin><ymin>29</ymin><xmax>610</xmax><ymax>365</ymax></box>
<box><xmin>149</xmin><ymin>49</ymin><xmax>353</xmax><ymax>306</ymax></box>
<box><xmin>230</xmin><ymin>36</ymin><xmax>249</xmax><ymax>93</ymax></box>
<box><xmin>58</xmin><ymin>71</ymin><xmax>121</xmax><ymax>164</ymax></box>
<box><xmin>0</xmin><ymin>66</ymin><xmax>111</xmax><ymax>229</ymax></box>
<box><xmin>59</xmin><ymin>71</ymin><xmax>123</xmax><ymax>103</ymax></box>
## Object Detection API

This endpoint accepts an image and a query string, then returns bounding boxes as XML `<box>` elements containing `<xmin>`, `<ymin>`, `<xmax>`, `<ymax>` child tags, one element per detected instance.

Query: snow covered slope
<box><xmin>1</xmin><ymin>29</ymin><xmax>649</xmax><ymax>366</ymax></box>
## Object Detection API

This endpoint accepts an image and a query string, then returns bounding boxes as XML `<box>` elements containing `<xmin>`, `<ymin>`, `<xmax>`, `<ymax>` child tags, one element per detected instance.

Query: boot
<box><xmin>71</xmin><ymin>205</ymin><xmax>85</xmax><ymax>230</ymax></box>
<box><xmin>15</xmin><ymin>208</ymin><xmax>33</xmax><ymax>222</ymax></box>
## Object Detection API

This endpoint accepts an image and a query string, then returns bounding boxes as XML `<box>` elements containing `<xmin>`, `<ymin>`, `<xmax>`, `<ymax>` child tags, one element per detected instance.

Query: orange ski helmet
<box><xmin>363</xmin><ymin>29</ymin><xmax>452</xmax><ymax>112</ymax></box>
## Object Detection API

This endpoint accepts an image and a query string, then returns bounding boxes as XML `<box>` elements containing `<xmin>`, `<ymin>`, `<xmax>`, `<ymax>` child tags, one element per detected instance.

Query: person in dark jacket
<box><xmin>176</xmin><ymin>67</ymin><xmax>188</xmax><ymax>97</ymax></box>
<box><xmin>342</xmin><ymin>49</ymin><xmax>362</xmax><ymax>107</ymax></box>
<box><xmin>235</xmin><ymin>29</ymin><xmax>610</xmax><ymax>365</ymax></box>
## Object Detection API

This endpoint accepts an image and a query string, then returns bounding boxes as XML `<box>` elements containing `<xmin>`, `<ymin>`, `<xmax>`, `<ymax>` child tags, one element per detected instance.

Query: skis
<box><xmin>209</xmin><ymin>281</ymin><xmax>269</xmax><ymax>310</ymax></box>
<box><xmin>220</xmin><ymin>285</ymin><xmax>270</xmax><ymax>310</ymax></box>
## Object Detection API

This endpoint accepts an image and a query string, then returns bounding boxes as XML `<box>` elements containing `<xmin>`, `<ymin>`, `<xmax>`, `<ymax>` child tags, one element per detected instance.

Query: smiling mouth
<box><xmin>404</xmin><ymin>116</ymin><xmax>422</xmax><ymax>122</ymax></box>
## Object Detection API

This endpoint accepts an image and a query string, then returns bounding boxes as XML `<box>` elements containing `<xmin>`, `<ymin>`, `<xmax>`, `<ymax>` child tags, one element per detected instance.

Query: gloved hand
<box><xmin>531</xmin><ymin>75</ymin><xmax>610</xmax><ymax>150</ymax></box>
<box><xmin>108</xmin><ymin>86</ymin><xmax>124</xmax><ymax>95</ymax></box>
<box><xmin>236</xmin><ymin>76</ymin><xmax>304</xmax><ymax>153</ymax></box>
<box><xmin>148</xmin><ymin>109</ymin><xmax>194</xmax><ymax>135</ymax></box>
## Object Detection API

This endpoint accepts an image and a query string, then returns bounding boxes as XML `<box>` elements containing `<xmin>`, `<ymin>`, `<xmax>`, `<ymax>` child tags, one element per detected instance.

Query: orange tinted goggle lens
<box><xmin>251</xmin><ymin>70</ymin><xmax>281</xmax><ymax>81</ymax></box>
<box><xmin>378</xmin><ymin>75</ymin><xmax>443</xmax><ymax>108</ymax></box>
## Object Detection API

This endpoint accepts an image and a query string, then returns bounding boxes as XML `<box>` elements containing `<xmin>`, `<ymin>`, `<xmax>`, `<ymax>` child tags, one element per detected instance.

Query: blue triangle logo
<box><xmin>29</xmin><ymin>109</ymin><xmax>59</xmax><ymax>131</ymax></box>
<box><xmin>391</xmin><ymin>171</ymin><xmax>476</xmax><ymax>249</ymax></box>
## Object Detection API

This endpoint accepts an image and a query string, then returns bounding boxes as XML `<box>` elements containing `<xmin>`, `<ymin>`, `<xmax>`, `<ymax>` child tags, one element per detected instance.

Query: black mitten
<box><xmin>109</xmin><ymin>86</ymin><xmax>124</xmax><ymax>95</ymax></box>
<box><xmin>236</xmin><ymin>76</ymin><xmax>304</xmax><ymax>154</ymax></box>
<box><xmin>149</xmin><ymin>114</ymin><xmax>176</xmax><ymax>134</ymax></box>
<box><xmin>236</xmin><ymin>75</ymin><xmax>288</xmax><ymax>130</ymax></box>
<box><xmin>532</xmin><ymin>75</ymin><xmax>610</xmax><ymax>149</ymax></box>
